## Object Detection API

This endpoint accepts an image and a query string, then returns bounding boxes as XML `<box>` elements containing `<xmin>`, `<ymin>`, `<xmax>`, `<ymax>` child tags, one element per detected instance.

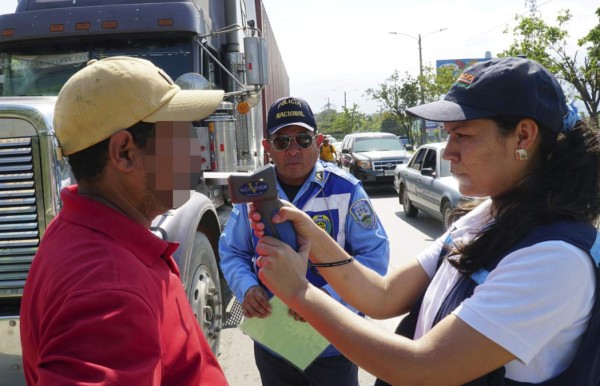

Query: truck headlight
<box><xmin>356</xmin><ymin>160</ymin><xmax>371</xmax><ymax>169</ymax></box>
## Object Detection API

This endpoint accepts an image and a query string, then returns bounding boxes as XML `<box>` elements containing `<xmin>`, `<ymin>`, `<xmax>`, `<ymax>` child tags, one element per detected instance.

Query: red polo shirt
<box><xmin>20</xmin><ymin>186</ymin><xmax>228</xmax><ymax>385</ymax></box>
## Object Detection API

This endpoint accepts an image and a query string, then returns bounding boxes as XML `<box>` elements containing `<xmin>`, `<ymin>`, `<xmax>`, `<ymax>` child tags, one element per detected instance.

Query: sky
<box><xmin>0</xmin><ymin>1</ymin><xmax>597</xmax><ymax>114</ymax></box>
<box><xmin>260</xmin><ymin>0</ymin><xmax>598</xmax><ymax>113</ymax></box>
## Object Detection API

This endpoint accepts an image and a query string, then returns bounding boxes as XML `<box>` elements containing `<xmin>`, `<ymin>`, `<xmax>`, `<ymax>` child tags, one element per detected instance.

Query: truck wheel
<box><xmin>442</xmin><ymin>201</ymin><xmax>454</xmax><ymax>231</ymax></box>
<box><xmin>402</xmin><ymin>188</ymin><xmax>418</xmax><ymax>217</ymax></box>
<box><xmin>185</xmin><ymin>232</ymin><xmax>223</xmax><ymax>355</ymax></box>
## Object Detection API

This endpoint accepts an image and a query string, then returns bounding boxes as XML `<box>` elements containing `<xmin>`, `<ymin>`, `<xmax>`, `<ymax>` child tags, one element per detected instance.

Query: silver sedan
<box><xmin>394</xmin><ymin>142</ymin><xmax>472</xmax><ymax>230</ymax></box>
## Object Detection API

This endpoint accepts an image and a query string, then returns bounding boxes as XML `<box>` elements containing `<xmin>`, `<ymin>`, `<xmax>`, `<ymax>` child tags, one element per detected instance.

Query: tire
<box><xmin>442</xmin><ymin>201</ymin><xmax>454</xmax><ymax>231</ymax></box>
<box><xmin>184</xmin><ymin>232</ymin><xmax>223</xmax><ymax>355</ymax></box>
<box><xmin>402</xmin><ymin>188</ymin><xmax>418</xmax><ymax>217</ymax></box>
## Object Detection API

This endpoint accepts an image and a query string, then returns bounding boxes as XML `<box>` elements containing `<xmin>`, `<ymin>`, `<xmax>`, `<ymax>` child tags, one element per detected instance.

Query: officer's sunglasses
<box><xmin>269</xmin><ymin>133</ymin><xmax>315</xmax><ymax>151</ymax></box>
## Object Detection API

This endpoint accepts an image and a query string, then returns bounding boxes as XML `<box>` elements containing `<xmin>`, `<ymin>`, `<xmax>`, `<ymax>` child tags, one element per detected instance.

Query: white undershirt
<box><xmin>415</xmin><ymin>199</ymin><xmax>596</xmax><ymax>383</ymax></box>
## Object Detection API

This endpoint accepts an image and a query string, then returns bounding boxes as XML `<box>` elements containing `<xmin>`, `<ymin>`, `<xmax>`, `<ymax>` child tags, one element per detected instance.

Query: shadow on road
<box><xmin>363</xmin><ymin>184</ymin><xmax>397</xmax><ymax>198</ymax></box>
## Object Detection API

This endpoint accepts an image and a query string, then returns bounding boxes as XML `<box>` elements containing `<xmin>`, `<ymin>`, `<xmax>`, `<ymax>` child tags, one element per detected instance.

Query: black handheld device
<box><xmin>227</xmin><ymin>164</ymin><xmax>298</xmax><ymax>250</ymax></box>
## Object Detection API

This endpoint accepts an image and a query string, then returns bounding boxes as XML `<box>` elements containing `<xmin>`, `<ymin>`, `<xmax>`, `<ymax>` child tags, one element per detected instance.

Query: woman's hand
<box><xmin>249</xmin><ymin>202</ymin><xmax>320</xmax><ymax>240</ymax></box>
<box><xmin>255</xmin><ymin>235</ymin><xmax>311</xmax><ymax>303</ymax></box>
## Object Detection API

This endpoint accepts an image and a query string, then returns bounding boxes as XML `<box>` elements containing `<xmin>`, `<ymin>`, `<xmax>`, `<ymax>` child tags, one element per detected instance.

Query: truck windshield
<box><xmin>0</xmin><ymin>37</ymin><xmax>194</xmax><ymax>96</ymax></box>
<box><xmin>353</xmin><ymin>138</ymin><xmax>406</xmax><ymax>152</ymax></box>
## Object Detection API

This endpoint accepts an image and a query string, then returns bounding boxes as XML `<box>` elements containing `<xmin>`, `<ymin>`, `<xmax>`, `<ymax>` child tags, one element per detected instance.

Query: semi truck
<box><xmin>0</xmin><ymin>0</ymin><xmax>289</xmax><ymax>383</ymax></box>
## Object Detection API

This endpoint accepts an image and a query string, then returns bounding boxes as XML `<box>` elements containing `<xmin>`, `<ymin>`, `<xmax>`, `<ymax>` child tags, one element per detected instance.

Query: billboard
<box><xmin>436</xmin><ymin>58</ymin><xmax>491</xmax><ymax>75</ymax></box>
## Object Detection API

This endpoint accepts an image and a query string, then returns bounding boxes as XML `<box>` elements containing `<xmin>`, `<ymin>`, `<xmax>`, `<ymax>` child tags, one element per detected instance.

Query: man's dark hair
<box><xmin>67</xmin><ymin>121</ymin><xmax>155</xmax><ymax>183</ymax></box>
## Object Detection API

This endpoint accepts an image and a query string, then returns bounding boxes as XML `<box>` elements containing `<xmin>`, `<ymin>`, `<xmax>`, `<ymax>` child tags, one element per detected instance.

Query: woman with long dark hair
<box><xmin>249</xmin><ymin>57</ymin><xmax>600</xmax><ymax>385</ymax></box>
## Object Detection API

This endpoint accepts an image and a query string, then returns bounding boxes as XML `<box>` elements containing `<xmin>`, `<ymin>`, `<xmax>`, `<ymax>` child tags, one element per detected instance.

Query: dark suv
<box><xmin>339</xmin><ymin>132</ymin><xmax>411</xmax><ymax>183</ymax></box>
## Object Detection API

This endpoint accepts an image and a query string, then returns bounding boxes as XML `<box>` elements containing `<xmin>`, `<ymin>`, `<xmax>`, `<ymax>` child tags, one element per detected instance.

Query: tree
<box><xmin>501</xmin><ymin>7</ymin><xmax>600</xmax><ymax>128</ymax></box>
<box><xmin>365</xmin><ymin>70</ymin><xmax>421</xmax><ymax>144</ymax></box>
<box><xmin>329</xmin><ymin>103</ymin><xmax>370</xmax><ymax>136</ymax></box>
<box><xmin>423</xmin><ymin>65</ymin><xmax>458</xmax><ymax>100</ymax></box>
<box><xmin>366</xmin><ymin>66</ymin><xmax>458</xmax><ymax>145</ymax></box>
<box><xmin>315</xmin><ymin>103</ymin><xmax>338</xmax><ymax>134</ymax></box>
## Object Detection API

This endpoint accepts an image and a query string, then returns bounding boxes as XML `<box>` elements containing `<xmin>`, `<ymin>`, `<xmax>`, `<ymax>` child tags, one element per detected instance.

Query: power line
<box><xmin>463</xmin><ymin>0</ymin><xmax>554</xmax><ymax>46</ymax></box>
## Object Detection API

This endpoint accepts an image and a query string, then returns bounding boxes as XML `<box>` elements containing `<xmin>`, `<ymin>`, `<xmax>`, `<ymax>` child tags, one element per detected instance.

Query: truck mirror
<box><xmin>175</xmin><ymin>73</ymin><xmax>213</xmax><ymax>90</ymax></box>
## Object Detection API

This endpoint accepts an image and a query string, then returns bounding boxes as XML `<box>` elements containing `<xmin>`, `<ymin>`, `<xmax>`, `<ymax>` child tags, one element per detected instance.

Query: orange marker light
<box><xmin>49</xmin><ymin>24</ymin><xmax>64</xmax><ymax>32</ymax></box>
<box><xmin>237</xmin><ymin>101</ymin><xmax>250</xmax><ymax>115</ymax></box>
<box><xmin>102</xmin><ymin>21</ymin><xmax>118</xmax><ymax>29</ymax></box>
<box><xmin>75</xmin><ymin>22</ymin><xmax>91</xmax><ymax>31</ymax></box>
<box><xmin>158</xmin><ymin>19</ymin><xmax>174</xmax><ymax>27</ymax></box>
<box><xmin>1</xmin><ymin>28</ymin><xmax>15</xmax><ymax>37</ymax></box>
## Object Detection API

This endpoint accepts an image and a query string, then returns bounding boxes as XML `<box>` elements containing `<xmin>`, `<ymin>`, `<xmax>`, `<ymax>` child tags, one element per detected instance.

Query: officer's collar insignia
<box><xmin>315</xmin><ymin>170</ymin><xmax>324</xmax><ymax>182</ymax></box>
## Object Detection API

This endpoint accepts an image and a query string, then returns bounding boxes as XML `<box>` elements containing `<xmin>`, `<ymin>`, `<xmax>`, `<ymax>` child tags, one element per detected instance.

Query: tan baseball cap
<box><xmin>54</xmin><ymin>56</ymin><xmax>224</xmax><ymax>156</ymax></box>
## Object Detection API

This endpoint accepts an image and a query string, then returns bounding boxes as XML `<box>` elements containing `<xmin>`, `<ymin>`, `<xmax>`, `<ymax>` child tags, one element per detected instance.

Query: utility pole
<box><xmin>417</xmin><ymin>33</ymin><xmax>425</xmax><ymax>145</ymax></box>
<box><xmin>389</xmin><ymin>28</ymin><xmax>446</xmax><ymax>146</ymax></box>
<box><xmin>418</xmin><ymin>34</ymin><xmax>424</xmax><ymax>104</ymax></box>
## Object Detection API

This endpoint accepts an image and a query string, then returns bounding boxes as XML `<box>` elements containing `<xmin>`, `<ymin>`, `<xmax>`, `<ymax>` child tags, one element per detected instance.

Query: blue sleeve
<box><xmin>346</xmin><ymin>183</ymin><xmax>390</xmax><ymax>275</ymax></box>
<box><xmin>218</xmin><ymin>204</ymin><xmax>260</xmax><ymax>303</ymax></box>
<box><xmin>322</xmin><ymin>182</ymin><xmax>390</xmax><ymax>309</ymax></box>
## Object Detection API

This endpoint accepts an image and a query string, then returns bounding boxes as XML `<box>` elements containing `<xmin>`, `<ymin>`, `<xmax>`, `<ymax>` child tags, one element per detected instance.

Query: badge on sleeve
<box><xmin>349</xmin><ymin>199</ymin><xmax>376</xmax><ymax>229</ymax></box>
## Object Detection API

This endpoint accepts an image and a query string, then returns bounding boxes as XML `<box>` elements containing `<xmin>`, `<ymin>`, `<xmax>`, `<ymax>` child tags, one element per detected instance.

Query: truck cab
<box><xmin>0</xmin><ymin>0</ymin><xmax>289</xmax><ymax>383</ymax></box>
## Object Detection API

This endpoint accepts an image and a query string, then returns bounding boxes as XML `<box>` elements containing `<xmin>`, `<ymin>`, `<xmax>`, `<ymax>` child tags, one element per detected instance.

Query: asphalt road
<box><xmin>217</xmin><ymin>184</ymin><xmax>445</xmax><ymax>385</ymax></box>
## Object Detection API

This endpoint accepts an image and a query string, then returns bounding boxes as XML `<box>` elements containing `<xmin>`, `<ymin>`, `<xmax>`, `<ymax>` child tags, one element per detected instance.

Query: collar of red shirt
<box><xmin>59</xmin><ymin>185</ymin><xmax>179</xmax><ymax>268</ymax></box>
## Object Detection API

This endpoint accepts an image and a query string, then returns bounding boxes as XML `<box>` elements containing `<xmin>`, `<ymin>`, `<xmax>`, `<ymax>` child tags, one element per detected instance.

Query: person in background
<box><xmin>251</xmin><ymin>58</ymin><xmax>600</xmax><ymax>385</ymax></box>
<box><xmin>219</xmin><ymin>96</ymin><xmax>390</xmax><ymax>386</ymax></box>
<box><xmin>320</xmin><ymin>136</ymin><xmax>337</xmax><ymax>163</ymax></box>
<box><xmin>20</xmin><ymin>57</ymin><xmax>229</xmax><ymax>385</ymax></box>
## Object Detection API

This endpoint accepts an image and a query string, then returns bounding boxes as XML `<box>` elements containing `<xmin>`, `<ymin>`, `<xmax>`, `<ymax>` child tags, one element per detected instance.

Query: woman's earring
<box><xmin>515</xmin><ymin>149</ymin><xmax>528</xmax><ymax>161</ymax></box>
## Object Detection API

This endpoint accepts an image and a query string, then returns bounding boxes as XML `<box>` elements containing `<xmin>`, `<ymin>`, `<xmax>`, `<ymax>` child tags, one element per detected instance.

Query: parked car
<box><xmin>394</xmin><ymin>142</ymin><xmax>471</xmax><ymax>230</ymax></box>
<box><xmin>398</xmin><ymin>135</ymin><xmax>414</xmax><ymax>151</ymax></box>
<box><xmin>339</xmin><ymin>132</ymin><xmax>411</xmax><ymax>183</ymax></box>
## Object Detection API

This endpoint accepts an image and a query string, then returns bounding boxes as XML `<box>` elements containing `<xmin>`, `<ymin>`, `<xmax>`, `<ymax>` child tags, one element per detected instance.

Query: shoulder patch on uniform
<box><xmin>349</xmin><ymin>199</ymin><xmax>376</xmax><ymax>229</ymax></box>
<box><xmin>312</xmin><ymin>214</ymin><xmax>332</xmax><ymax>235</ymax></box>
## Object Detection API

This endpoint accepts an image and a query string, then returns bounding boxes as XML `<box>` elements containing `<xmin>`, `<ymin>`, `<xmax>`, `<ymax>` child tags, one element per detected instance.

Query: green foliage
<box><xmin>315</xmin><ymin>103</ymin><xmax>373</xmax><ymax>137</ymax></box>
<box><xmin>501</xmin><ymin>7</ymin><xmax>600</xmax><ymax>128</ymax></box>
<box><xmin>331</xmin><ymin>104</ymin><xmax>371</xmax><ymax>135</ymax></box>
<box><xmin>315</xmin><ymin>103</ymin><xmax>338</xmax><ymax>133</ymax></box>
<box><xmin>364</xmin><ymin>70</ymin><xmax>421</xmax><ymax>143</ymax></box>
<box><xmin>423</xmin><ymin>65</ymin><xmax>458</xmax><ymax>100</ymax></box>
<box><xmin>364</xmin><ymin>66</ymin><xmax>458</xmax><ymax>145</ymax></box>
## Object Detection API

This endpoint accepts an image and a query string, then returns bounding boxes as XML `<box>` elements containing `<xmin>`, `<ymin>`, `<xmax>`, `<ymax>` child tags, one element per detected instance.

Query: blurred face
<box><xmin>140</xmin><ymin>121</ymin><xmax>202</xmax><ymax>217</ymax></box>
<box><xmin>442</xmin><ymin>119</ymin><xmax>528</xmax><ymax>198</ymax></box>
<box><xmin>262</xmin><ymin>125</ymin><xmax>322</xmax><ymax>186</ymax></box>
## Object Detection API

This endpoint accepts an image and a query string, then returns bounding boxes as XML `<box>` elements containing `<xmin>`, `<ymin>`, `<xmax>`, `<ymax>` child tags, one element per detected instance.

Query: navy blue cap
<box><xmin>267</xmin><ymin>97</ymin><xmax>317</xmax><ymax>136</ymax></box>
<box><xmin>406</xmin><ymin>57</ymin><xmax>568</xmax><ymax>133</ymax></box>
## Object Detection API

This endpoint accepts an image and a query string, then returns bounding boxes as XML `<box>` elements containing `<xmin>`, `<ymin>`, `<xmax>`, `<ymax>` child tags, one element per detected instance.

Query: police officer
<box><xmin>219</xmin><ymin>96</ymin><xmax>390</xmax><ymax>386</ymax></box>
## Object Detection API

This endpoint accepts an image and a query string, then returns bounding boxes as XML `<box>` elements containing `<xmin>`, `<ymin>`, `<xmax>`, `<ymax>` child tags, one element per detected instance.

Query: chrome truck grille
<box><xmin>373</xmin><ymin>159</ymin><xmax>405</xmax><ymax>171</ymax></box>
<box><xmin>0</xmin><ymin>138</ymin><xmax>38</xmax><ymax>298</ymax></box>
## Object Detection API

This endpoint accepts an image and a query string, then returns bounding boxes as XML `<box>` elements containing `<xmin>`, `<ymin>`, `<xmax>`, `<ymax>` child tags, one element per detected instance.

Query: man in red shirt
<box><xmin>20</xmin><ymin>56</ymin><xmax>229</xmax><ymax>385</ymax></box>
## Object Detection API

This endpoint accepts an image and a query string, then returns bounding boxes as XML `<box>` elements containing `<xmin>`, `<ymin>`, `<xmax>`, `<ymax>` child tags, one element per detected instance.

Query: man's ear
<box><xmin>107</xmin><ymin>130</ymin><xmax>138</xmax><ymax>172</ymax></box>
<box><xmin>515</xmin><ymin>118</ymin><xmax>539</xmax><ymax>150</ymax></box>
<box><xmin>316</xmin><ymin>133</ymin><xmax>324</xmax><ymax>147</ymax></box>
<box><xmin>261</xmin><ymin>138</ymin><xmax>271</xmax><ymax>153</ymax></box>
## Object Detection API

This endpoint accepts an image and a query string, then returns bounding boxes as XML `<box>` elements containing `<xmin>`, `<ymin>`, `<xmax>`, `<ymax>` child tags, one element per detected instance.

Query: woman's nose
<box><xmin>442</xmin><ymin>140</ymin><xmax>457</xmax><ymax>161</ymax></box>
